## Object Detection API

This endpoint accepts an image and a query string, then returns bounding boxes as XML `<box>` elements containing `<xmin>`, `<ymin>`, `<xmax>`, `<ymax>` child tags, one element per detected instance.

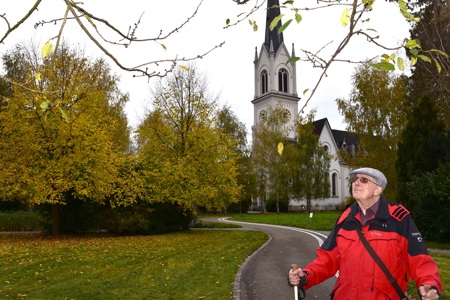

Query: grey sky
<box><xmin>1</xmin><ymin>0</ymin><xmax>410</xmax><ymax>136</ymax></box>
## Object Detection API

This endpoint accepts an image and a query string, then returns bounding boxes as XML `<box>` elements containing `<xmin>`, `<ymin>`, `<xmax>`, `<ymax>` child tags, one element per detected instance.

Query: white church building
<box><xmin>249</xmin><ymin>0</ymin><xmax>359</xmax><ymax>211</ymax></box>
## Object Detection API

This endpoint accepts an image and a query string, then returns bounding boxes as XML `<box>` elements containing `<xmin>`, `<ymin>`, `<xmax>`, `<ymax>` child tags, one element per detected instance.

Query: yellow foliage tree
<box><xmin>0</xmin><ymin>42</ymin><xmax>140</xmax><ymax>233</ymax></box>
<box><xmin>136</xmin><ymin>65</ymin><xmax>241</xmax><ymax>213</ymax></box>
<box><xmin>336</xmin><ymin>63</ymin><xmax>409</xmax><ymax>201</ymax></box>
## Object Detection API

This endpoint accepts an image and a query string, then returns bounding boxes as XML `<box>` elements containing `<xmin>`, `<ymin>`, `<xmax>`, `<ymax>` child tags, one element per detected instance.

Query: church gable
<box><xmin>313</xmin><ymin>119</ymin><xmax>337</xmax><ymax>156</ymax></box>
<box><xmin>313</xmin><ymin>118</ymin><xmax>360</xmax><ymax>159</ymax></box>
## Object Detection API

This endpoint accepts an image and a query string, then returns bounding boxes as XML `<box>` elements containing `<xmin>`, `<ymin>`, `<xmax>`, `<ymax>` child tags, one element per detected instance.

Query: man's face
<box><xmin>351</xmin><ymin>174</ymin><xmax>382</xmax><ymax>202</ymax></box>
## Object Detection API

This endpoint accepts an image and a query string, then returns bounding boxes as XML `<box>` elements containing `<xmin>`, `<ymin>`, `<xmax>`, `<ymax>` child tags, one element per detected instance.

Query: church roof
<box><xmin>313</xmin><ymin>118</ymin><xmax>360</xmax><ymax>147</ymax></box>
<box><xmin>264</xmin><ymin>0</ymin><xmax>284</xmax><ymax>53</ymax></box>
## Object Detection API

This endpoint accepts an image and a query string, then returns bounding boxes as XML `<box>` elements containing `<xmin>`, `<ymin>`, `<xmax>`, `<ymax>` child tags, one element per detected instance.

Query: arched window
<box><xmin>278</xmin><ymin>68</ymin><xmax>288</xmax><ymax>93</ymax></box>
<box><xmin>332</xmin><ymin>173</ymin><xmax>338</xmax><ymax>197</ymax></box>
<box><xmin>261</xmin><ymin>70</ymin><xmax>268</xmax><ymax>94</ymax></box>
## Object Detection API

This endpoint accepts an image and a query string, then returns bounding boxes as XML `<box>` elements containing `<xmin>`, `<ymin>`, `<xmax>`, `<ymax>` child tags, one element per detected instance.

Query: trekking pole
<box><xmin>291</xmin><ymin>264</ymin><xmax>299</xmax><ymax>300</ymax></box>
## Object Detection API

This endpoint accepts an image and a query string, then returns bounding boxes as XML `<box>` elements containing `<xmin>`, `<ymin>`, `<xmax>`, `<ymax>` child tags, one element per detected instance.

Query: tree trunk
<box><xmin>51</xmin><ymin>204</ymin><xmax>60</xmax><ymax>235</ymax></box>
<box><xmin>276</xmin><ymin>191</ymin><xmax>280</xmax><ymax>213</ymax></box>
<box><xmin>306</xmin><ymin>198</ymin><xmax>312</xmax><ymax>215</ymax></box>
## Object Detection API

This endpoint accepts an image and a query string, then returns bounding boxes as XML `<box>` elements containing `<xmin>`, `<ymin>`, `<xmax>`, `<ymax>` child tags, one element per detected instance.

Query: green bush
<box><xmin>2</xmin><ymin>198</ymin><xmax>196</xmax><ymax>235</ymax></box>
<box><xmin>0</xmin><ymin>210</ymin><xmax>45</xmax><ymax>231</ymax></box>
<box><xmin>406</xmin><ymin>163</ymin><xmax>450</xmax><ymax>243</ymax></box>
<box><xmin>265</xmin><ymin>195</ymin><xmax>289</xmax><ymax>212</ymax></box>
<box><xmin>111</xmin><ymin>201</ymin><xmax>194</xmax><ymax>235</ymax></box>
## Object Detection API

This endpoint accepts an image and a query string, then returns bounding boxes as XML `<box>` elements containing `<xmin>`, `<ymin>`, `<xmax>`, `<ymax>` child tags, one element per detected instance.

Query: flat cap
<box><xmin>349</xmin><ymin>167</ymin><xmax>387</xmax><ymax>191</ymax></box>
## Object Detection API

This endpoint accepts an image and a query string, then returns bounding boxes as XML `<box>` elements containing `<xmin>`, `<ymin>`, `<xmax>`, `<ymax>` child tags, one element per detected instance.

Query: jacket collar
<box><xmin>338</xmin><ymin>195</ymin><xmax>390</xmax><ymax>225</ymax></box>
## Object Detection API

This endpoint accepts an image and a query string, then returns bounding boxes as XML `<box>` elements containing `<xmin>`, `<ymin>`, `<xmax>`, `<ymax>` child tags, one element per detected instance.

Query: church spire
<box><xmin>264</xmin><ymin>0</ymin><xmax>284</xmax><ymax>53</ymax></box>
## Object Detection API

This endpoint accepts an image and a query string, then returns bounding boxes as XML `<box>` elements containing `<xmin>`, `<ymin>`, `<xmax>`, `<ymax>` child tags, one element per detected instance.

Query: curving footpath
<box><xmin>202</xmin><ymin>217</ymin><xmax>337</xmax><ymax>300</ymax></box>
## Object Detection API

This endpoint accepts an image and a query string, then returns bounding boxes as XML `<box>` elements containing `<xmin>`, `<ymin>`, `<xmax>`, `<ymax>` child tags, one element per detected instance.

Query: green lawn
<box><xmin>229</xmin><ymin>211</ymin><xmax>341</xmax><ymax>231</ymax></box>
<box><xmin>0</xmin><ymin>231</ymin><xmax>268</xmax><ymax>300</ymax></box>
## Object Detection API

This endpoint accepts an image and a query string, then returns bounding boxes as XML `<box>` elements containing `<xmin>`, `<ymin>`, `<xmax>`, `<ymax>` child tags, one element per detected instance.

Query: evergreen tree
<box><xmin>396</xmin><ymin>95</ymin><xmax>448</xmax><ymax>210</ymax></box>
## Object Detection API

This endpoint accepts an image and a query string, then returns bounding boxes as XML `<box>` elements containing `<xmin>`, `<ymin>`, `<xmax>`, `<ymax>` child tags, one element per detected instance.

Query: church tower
<box><xmin>251</xmin><ymin>0</ymin><xmax>300</xmax><ymax>141</ymax></box>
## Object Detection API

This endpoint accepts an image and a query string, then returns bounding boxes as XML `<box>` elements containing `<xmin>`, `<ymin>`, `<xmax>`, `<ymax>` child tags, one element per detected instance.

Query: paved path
<box><xmin>201</xmin><ymin>217</ymin><xmax>337</xmax><ymax>300</ymax></box>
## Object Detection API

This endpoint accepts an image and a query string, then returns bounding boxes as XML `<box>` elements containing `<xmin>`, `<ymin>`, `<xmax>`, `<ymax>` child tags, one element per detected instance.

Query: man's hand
<box><xmin>418</xmin><ymin>284</ymin><xmax>440</xmax><ymax>300</ymax></box>
<box><xmin>288</xmin><ymin>264</ymin><xmax>305</xmax><ymax>286</ymax></box>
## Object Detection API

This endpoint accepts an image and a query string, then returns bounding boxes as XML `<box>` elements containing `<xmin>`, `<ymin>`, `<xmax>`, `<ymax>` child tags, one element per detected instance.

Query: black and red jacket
<box><xmin>302</xmin><ymin>196</ymin><xmax>442</xmax><ymax>299</ymax></box>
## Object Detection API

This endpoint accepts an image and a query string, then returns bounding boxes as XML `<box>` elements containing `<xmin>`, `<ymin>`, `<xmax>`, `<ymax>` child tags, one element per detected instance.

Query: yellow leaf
<box><xmin>35</xmin><ymin>73</ymin><xmax>41</xmax><ymax>81</ymax></box>
<box><xmin>270</xmin><ymin>14</ymin><xmax>284</xmax><ymax>31</ymax></box>
<box><xmin>40</xmin><ymin>99</ymin><xmax>49</xmax><ymax>111</ymax></box>
<box><xmin>432</xmin><ymin>58</ymin><xmax>442</xmax><ymax>73</ymax></box>
<box><xmin>41</xmin><ymin>42</ymin><xmax>53</xmax><ymax>58</ymax></box>
<box><xmin>397</xmin><ymin>57</ymin><xmax>405</xmax><ymax>71</ymax></box>
<box><xmin>180</xmin><ymin>65</ymin><xmax>189</xmax><ymax>71</ymax></box>
<box><xmin>59</xmin><ymin>107</ymin><xmax>70</xmax><ymax>123</ymax></box>
<box><xmin>418</xmin><ymin>54</ymin><xmax>431</xmax><ymax>63</ymax></box>
<box><xmin>430</xmin><ymin>49</ymin><xmax>448</xmax><ymax>58</ymax></box>
<box><xmin>253</xmin><ymin>22</ymin><xmax>258</xmax><ymax>32</ymax></box>
<box><xmin>405</xmin><ymin>39</ymin><xmax>420</xmax><ymax>49</ymax></box>
<box><xmin>340</xmin><ymin>9</ymin><xmax>350</xmax><ymax>27</ymax></box>
<box><xmin>277</xmin><ymin>142</ymin><xmax>284</xmax><ymax>156</ymax></box>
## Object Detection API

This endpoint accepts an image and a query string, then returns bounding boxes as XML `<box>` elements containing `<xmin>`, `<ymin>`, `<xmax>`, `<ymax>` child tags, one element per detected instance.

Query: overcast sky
<box><xmin>1</xmin><ymin>0</ymin><xmax>411</xmax><ymax>137</ymax></box>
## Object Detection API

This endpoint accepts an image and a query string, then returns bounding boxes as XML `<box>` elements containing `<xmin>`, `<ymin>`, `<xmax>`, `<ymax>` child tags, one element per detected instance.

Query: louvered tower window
<box><xmin>278</xmin><ymin>68</ymin><xmax>288</xmax><ymax>93</ymax></box>
<box><xmin>261</xmin><ymin>70</ymin><xmax>268</xmax><ymax>94</ymax></box>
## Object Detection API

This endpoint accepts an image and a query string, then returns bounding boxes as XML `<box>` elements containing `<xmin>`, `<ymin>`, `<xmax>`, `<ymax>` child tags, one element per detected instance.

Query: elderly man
<box><xmin>288</xmin><ymin>167</ymin><xmax>442</xmax><ymax>300</ymax></box>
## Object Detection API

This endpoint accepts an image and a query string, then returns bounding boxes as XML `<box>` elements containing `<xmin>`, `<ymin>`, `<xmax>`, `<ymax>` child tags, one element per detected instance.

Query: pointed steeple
<box><xmin>264</xmin><ymin>0</ymin><xmax>284</xmax><ymax>53</ymax></box>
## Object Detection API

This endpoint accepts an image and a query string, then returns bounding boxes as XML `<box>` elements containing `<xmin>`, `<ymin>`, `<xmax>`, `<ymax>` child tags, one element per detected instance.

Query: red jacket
<box><xmin>302</xmin><ymin>196</ymin><xmax>442</xmax><ymax>300</ymax></box>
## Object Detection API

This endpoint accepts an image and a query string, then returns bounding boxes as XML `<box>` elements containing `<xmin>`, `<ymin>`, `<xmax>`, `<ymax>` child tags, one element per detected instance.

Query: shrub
<box><xmin>265</xmin><ymin>195</ymin><xmax>289</xmax><ymax>212</ymax></box>
<box><xmin>406</xmin><ymin>163</ymin><xmax>450</xmax><ymax>243</ymax></box>
<box><xmin>0</xmin><ymin>210</ymin><xmax>45</xmax><ymax>231</ymax></box>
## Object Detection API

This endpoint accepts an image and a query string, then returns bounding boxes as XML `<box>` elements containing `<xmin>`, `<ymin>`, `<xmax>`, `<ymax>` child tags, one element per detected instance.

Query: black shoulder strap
<box><xmin>356</xmin><ymin>229</ymin><xmax>408</xmax><ymax>300</ymax></box>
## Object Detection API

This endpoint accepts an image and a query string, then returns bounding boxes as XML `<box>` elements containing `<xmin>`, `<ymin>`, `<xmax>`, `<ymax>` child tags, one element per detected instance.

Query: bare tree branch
<box><xmin>2</xmin><ymin>0</ymin><xmax>225</xmax><ymax>80</ymax></box>
<box><xmin>0</xmin><ymin>0</ymin><xmax>43</xmax><ymax>45</ymax></box>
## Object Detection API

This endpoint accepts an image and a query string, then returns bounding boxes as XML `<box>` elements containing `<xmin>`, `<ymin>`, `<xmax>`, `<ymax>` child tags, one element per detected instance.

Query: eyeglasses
<box><xmin>351</xmin><ymin>176</ymin><xmax>380</xmax><ymax>186</ymax></box>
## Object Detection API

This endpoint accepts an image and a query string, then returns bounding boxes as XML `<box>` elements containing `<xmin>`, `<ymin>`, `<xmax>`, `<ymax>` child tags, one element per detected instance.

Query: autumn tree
<box><xmin>251</xmin><ymin>104</ymin><xmax>292</xmax><ymax>212</ymax></box>
<box><xmin>407</xmin><ymin>0</ymin><xmax>450</xmax><ymax>127</ymax></box>
<box><xmin>0</xmin><ymin>42</ymin><xmax>138</xmax><ymax>234</ymax></box>
<box><xmin>216</xmin><ymin>105</ymin><xmax>254</xmax><ymax>213</ymax></box>
<box><xmin>136</xmin><ymin>65</ymin><xmax>240</xmax><ymax>215</ymax></box>
<box><xmin>285</xmin><ymin>112</ymin><xmax>331</xmax><ymax>214</ymax></box>
<box><xmin>251</xmin><ymin>105</ymin><xmax>330</xmax><ymax>213</ymax></box>
<box><xmin>336</xmin><ymin>63</ymin><xmax>408</xmax><ymax>200</ymax></box>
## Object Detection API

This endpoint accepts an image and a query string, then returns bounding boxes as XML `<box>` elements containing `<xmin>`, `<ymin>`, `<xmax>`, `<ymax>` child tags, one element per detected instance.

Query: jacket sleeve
<box><xmin>302</xmin><ymin>224</ymin><xmax>340</xmax><ymax>289</ymax></box>
<box><xmin>404</xmin><ymin>216</ymin><xmax>442</xmax><ymax>293</ymax></box>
